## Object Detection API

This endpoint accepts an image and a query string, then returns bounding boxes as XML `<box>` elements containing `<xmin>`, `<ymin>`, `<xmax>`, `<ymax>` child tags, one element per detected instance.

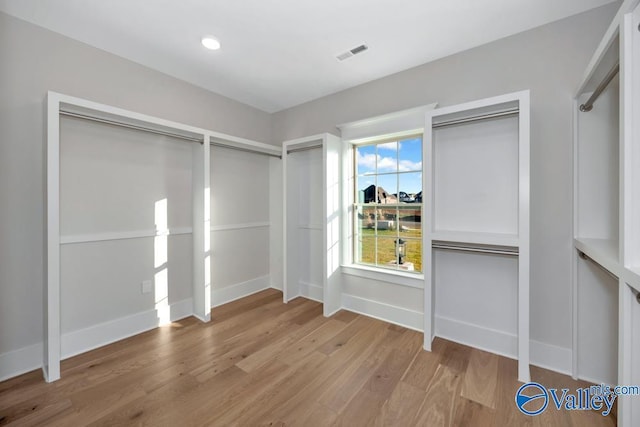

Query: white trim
<box><xmin>347</xmin><ymin>129</ymin><xmax>424</xmax><ymax>146</ymax></box>
<box><xmin>428</xmin><ymin>91</ymin><xmax>524</xmax><ymax>118</ymax></box>
<box><xmin>1</xmin><ymin>301</ymin><xmax>572</xmax><ymax>383</ymax></box>
<box><xmin>61</xmin><ymin>298</ymin><xmax>193</xmax><ymax>359</ymax></box>
<box><xmin>430</xmin><ymin>231</ymin><xmax>519</xmax><ymax>248</ymax></box>
<box><xmin>424</xmin><ymin>90</ymin><xmax>531</xmax><ymax>382</ymax></box>
<box><xmin>0</xmin><ymin>342</ymin><xmax>43</xmax><ymax>382</ymax></box>
<box><xmin>299</xmin><ymin>281</ymin><xmax>324</xmax><ymax>303</ymax></box>
<box><xmin>282</xmin><ymin>134</ymin><xmax>325</xmax><ymax>150</ymax></box>
<box><xmin>49</xmin><ymin>91</ymin><xmax>277</xmax><ymax>381</ymax></box>
<box><xmin>297</xmin><ymin>224</ymin><xmax>323</xmax><ymax>231</ymax></box>
<box><xmin>572</xmin><ymin>98</ymin><xmax>580</xmax><ymax>380</ymax></box>
<box><xmin>341</xmin><ymin>293</ymin><xmax>423</xmax><ymax>332</ymax></box>
<box><xmin>282</xmin><ymin>133</ymin><xmax>342</xmax><ymax>312</ymax></box>
<box><xmin>341</xmin><ymin>264</ymin><xmax>424</xmax><ymax>288</ymax></box>
<box><xmin>46</xmin><ymin>92</ymin><xmax>61</xmax><ymax>382</ymax></box>
<box><xmin>60</xmin><ymin>227</ymin><xmax>193</xmax><ymax>245</ymax></box>
<box><xmin>574</xmin><ymin>238</ymin><xmax>621</xmax><ymax>277</ymax></box>
<box><xmin>337</xmin><ymin>103</ymin><xmax>438</xmax><ymax>141</ymax></box>
<box><xmin>530</xmin><ymin>340</ymin><xmax>573</xmax><ymax>376</ymax></box>
<box><xmin>576</xmin><ymin>0</ymin><xmax>640</xmax><ymax>97</ymax></box>
<box><xmin>211</xmin><ymin>275</ymin><xmax>271</xmax><ymax>307</ymax></box>
<box><xmin>518</xmin><ymin>90</ymin><xmax>531</xmax><ymax>383</ymax></box>
<box><xmin>210</xmin><ymin>222</ymin><xmax>271</xmax><ymax>232</ymax></box>
<box><xmin>435</xmin><ymin>316</ymin><xmax>572</xmax><ymax>375</ymax></box>
<box><xmin>1</xmin><ymin>298</ymin><xmax>193</xmax><ymax>382</ymax></box>
<box><xmin>208</xmin><ymin>134</ymin><xmax>280</xmax><ymax>157</ymax></box>
<box><xmin>435</xmin><ymin>315</ymin><xmax>517</xmax><ymax>359</ymax></box>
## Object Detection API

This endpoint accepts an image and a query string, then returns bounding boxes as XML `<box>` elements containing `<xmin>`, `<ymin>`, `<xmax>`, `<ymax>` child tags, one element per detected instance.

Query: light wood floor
<box><xmin>0</xmin><ymin>289</ymin><xmax>616</xmax><ymax>426</ymax></box>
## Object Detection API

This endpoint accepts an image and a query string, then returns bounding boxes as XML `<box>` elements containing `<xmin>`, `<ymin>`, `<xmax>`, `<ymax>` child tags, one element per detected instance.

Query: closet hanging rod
<box><xmin>210</xmin><ymin>142</ymin><xmax>281</xmax><ymax>158</ymax></box>
<box><xmin>578</xmin><ymin>251</ymin><xmax>618</xmax><ymax>280</ymax></box>
<box><xmin>60</xmin><ymin>110</ymin><xmax>204</xmax><ymax>143</ymax></box>
<box><xmin>432</xmin><ymin>108</ymin><xmax>519</xmax><ymax>129</ymax></box>
<box><xmin>579</xmin><ymin>61</ymin><xmax>619</xmax><ymax>112</ymax></box>
<box><xmin>286</xmin><ymin>144</ymin><xmax>322</xmax><ymax>155</ymax></box>
<box><xmin>432</xmin><ymin>243</ymin><xmax>519</xmax><ymax>256</ymax></box>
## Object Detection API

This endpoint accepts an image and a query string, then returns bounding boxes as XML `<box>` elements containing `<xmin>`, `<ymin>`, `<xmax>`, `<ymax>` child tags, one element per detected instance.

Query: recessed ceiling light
<box><xmin>201</xmin><ymin>37</ymin><xmax>221</xmax><ymax>50</ymax></box>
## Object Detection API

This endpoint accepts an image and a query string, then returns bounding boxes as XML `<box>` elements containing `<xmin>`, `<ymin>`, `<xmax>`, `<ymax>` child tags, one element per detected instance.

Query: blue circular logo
<box><xmin>515</xmin><ymin>382</ymin><xmax>548</xmax><ymax>416</ymax></box>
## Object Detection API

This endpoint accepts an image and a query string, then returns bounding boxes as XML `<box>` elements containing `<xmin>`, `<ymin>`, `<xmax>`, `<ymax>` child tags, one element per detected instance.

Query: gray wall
<box><xmin>0</xmin><ymin>11</ymin><xmax>273</xmax><ymax>356</ymax></box>
<box><xmin>272</xmin><ymin>3</ymin><xmax>619</xmax><ymax>352</ymax></box>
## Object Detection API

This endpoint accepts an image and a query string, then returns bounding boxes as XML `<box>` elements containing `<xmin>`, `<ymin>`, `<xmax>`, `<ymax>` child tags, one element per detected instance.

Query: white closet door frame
<box><xmin>619</xmin><ymin>4</ymin><xmax>640</xmax><ymax>426</ymax></box>
<box><xmin>45</xmin><ymin>92</ymin><xmax>279</xmax><ymax>382</ymax></box>
<box><xmin>281</xmin><ymin>134</ymin><xmax>342</xmax><ymax>316</ymax></box>
<box><xmin>46</xmin><ymin>92</ymin><xmax>210</xmax><ymax>382</ymax></box>
<box><xmin>423</xmin><ymin>90</ymin><xmax>530</xmax><ymax>383</ymax></box>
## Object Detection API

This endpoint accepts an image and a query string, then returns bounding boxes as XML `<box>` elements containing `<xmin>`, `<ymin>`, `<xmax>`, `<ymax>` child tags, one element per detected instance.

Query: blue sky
<box><xmin>356</xmin><ymin>137</ymin><xmax>422</xmax><ymax>194</ymax></box>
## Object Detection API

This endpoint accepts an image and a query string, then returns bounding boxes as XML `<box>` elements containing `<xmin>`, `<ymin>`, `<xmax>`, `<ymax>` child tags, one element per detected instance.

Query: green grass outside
<box><xmin>359</xmin><ymin>228</ymin><xmax>422</xmax><ymax>272</ymax></box>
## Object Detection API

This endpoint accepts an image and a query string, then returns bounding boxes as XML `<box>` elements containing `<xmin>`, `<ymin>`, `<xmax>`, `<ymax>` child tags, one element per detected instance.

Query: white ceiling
<box><xmin>0</xmin><ymin>0</ymin><xmax>617</xmax><ymax>113</ymax></box>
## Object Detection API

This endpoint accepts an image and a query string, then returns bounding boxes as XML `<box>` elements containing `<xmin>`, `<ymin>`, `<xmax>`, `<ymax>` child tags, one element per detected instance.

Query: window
<box><xmin>354</xmin><ymin>136</ymin><xmax>422</xmax><ymax>273</ymax></box>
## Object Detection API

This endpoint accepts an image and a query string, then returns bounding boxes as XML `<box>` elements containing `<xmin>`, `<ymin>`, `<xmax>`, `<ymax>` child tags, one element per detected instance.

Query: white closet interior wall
<box><xmin>575</xmin><ymin>39</ymin><xmax>620</xmax><ymax>385</ymax></box>
<box><xmin>285</xmin><ymin>147</ymin><xmax>324</xmax><ymax>302</ymax></box>
<box><xmin>209</xmin><ymin>146</ymin><xmax>271</xmax><ymax>304</ymax></box>
<box><xmin>60</xmin><ymin>116</ymin><xmax>194</xmax><ymax>351</ymax></box>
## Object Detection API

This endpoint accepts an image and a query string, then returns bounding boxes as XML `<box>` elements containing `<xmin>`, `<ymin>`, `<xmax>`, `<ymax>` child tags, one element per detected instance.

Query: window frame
<box><xmin>337</xmin><ymin>102</ymin><xmax>436</xmax><ymax>284</ymax></box>
<box><xmin>352</xmin><ymin>134</ymin><xmax>424</xmax><ymax>274</ymax></box>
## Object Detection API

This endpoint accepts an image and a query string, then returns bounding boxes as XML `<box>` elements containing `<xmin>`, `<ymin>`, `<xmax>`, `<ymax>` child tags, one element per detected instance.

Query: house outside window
<box><xmin>354</xmin><ymin>136</ymin><xmax>422</xmax><ymax>272</ymax></box>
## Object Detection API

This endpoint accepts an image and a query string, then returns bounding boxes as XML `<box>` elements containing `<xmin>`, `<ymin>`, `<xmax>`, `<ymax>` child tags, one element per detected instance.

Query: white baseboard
<box><xmin>531</xmin><ymin>339</ymin><xmax>573</xmax><ymax>376</ymax></box>
<box><xmin>61</xmin><ymin>298</ymin><xmax>193</xmax><ymax>359</ymax></box>
<box><xmin>341</xmin><ymin>293</ymin><xmax>423</xmax><ymax>332</ymax></box>
<box><xmin>0</xmin><ymin>342</ymin><xmax>43</xmax><ymax>382</ymax></box>
<box><xmin>435</xmin><ymin>315</ymin><xmax>518</xmax><ymax>359</ymax></box>
<box><xmin>435</xmin><ymin>316</ymin><xmax>573</xmax><ymax>375</ymax></box>
<box><xmin>212</xmin><ymin>275</ymin><xmax>271</xmax><ymax>307</ymax></box>
<box><xmin>299</xmin><ymin>281</ymin><xmax>323</xmax><ymax>303</ymax></box>
<box><xmin>0</xmin><ymin>298</ymin><xmax>193</xmax><ymax>382</ymax></box>
<box><xmin>1</xmin><ymin>284</ymin><xmax>574</xmax><ymax>383</ymax></box>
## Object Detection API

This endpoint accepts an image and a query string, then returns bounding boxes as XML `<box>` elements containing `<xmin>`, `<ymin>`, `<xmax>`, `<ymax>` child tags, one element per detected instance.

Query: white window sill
<box><xmin>341</xmin><ymin>264</ymin><xmax>424</xmax><ymax>289</ymax></box>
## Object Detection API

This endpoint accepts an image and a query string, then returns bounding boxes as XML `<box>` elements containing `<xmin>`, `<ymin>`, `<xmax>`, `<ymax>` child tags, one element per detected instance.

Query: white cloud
<box><xmin>377</xmin><ymin>141</ymin><xmax>400</xmax><ymax>151</ymax></box>
<box><xmin>399</xmin><ymin>160</ymin><xmax>422</xmax><ymax>172</ymax></box>
<box><xmin>377</xmin><ymin>156</ymin><xmax>397</xmax><ymax>171</ymax></box>
<box><xmin>357</xmin><ymin>151</ymin><xmax>377</xmax><ymax>171</ymax></box>
<box><xmin>357</xmin><ymin>150</ymin><xmax>421</xmax><ymax>173</ymax></box>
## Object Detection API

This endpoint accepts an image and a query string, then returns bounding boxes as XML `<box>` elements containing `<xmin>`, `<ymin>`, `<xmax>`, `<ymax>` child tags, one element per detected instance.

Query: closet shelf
<box><xmin>574</xmin><ymin>237</ymin><xmax>620</xmax><ymax>275</ymax></box>
<box><xmin>625</xmin><ymin>267</ymin><xmax>640</xmax><ymax>293</ymax></box>
<box><xmin>430</xmin><ymin>230</ymin><xmax>519</xmax><ymax>248</ymax></box>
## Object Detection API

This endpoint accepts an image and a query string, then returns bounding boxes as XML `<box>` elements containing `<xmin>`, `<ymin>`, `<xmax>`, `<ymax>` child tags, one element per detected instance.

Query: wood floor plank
<box><xmin>0</xmin><ymin>396</ymin><xmax>72</xmax><ymax>426</ymax></box>
<box><xmin>411</xmin><ymin>364</ymin><xmax>464</xmax><ymax>427</ymax></box>
<box><xmin>210</xmin><ymin>288</ymin><xmax>282</xmax><ymax>322</ymax></box>
<box><xmin>401</xmin><ymin>341</ymin><xmax>442</xmax><ymax>391</ymax></box>
<box><xmin>330</xmin><ymin>310</ymin><xmax>359</xmax><ymax>324</ymax></box>
<box><xmin>316</xmin><ymin>315</ymin><xmax>379</xmax><ymax>356</ymax></box>
<box><xmin>203</xmin><ymin>353</ymin><xmax>328</xmax><ymax>426</ymax></box>
<box><xmin>439</xmin><ymin>339</ymin><xmax>472</xmax><ymax>373</ymax></box>
<box><xmin>332</xmin><ymin>329</ymin><xmax>423</xmax><ymax>426</ymax></box>
<box><xmin>236</xmin><ymin>314</ymin><xmax>328</xmax><ymax>373</ymax></box>
<box><xmin>0</xmin><ymin>291</ymin><xmax>616</xmax><ymax>427</ymax></box>
<box><xmin>494</xmin><ymin>357</ymin><xmax>533</xmax><ymax>427</ymax></box>
<box><xmin>87</xmin><ymin>365</ymin><xmax>244</xmax><ymax>426</ymax></box>
<box><xmin>372</xmin><ymin>381</ymin><xmax>427</xmax><ymax>426</ymax></box>
<box><xmin>460</xmin><ymin>348</ymin><xmax>499</xmax><ymax>409</ymax></box>
<box><xmin>265</xmin><ymin>321</ymin><xmax>395</xmax><ymax>424</ymax></box>
<box><xmin>278</xmin><ymin>319</ymin><xmax>348</xmax><ymax>366</ymax></box>
<box><xmin>452</xmin><ymin>397</ymin><xmax>496</xmax><ymax>427</ymax></box>
<box><xmin>316</xmin><ymin>321</ymin><xmax>400</xmax><ymax>412</ymax></box>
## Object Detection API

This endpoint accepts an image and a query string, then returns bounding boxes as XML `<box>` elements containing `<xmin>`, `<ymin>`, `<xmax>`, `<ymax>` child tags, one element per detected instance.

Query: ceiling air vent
<box><xmin>336</xmin><ymin>44</ymin><xmax>368</xmax><ymax>62</ymax></box>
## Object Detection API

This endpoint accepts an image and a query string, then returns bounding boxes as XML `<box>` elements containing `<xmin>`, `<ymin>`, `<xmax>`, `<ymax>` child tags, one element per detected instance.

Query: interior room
<box><xmin>1</xmin><ymin>0</ymin><xmax>639</xmax><ymax>425</ymax></box>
